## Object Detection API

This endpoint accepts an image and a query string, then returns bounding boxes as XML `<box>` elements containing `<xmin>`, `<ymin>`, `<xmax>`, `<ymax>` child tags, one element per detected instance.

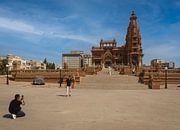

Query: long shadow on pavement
<box><xmin>2</xmin><ymin>114</ymin><xmax>12</xmax><ymax>119</ymax></box>
<box><xmin>56</xmin><ymin>94</ymin><xmax>67</xmax><ymax>97</ymax></box>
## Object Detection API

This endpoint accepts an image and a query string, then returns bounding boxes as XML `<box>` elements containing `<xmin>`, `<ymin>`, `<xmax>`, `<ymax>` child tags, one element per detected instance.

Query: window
<box><xmin>133</xmin><ymin>49</ymin><xmax>137</xmax><ymax>52</ymax></box>
<box><xmin>133</xmin><ymin>43</ymin><xmax>137</xmax><ymax>47</ymax></box>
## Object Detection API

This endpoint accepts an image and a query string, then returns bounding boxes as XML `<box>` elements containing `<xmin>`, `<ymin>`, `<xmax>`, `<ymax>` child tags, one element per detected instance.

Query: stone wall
<box><xmin>83</xmin><ymin>66</ymin><xmax>102</xmax><ymax>75</ymax></box>
<box><xmin>116</xmin><ymin>66</ymin><xmax>142</xmax><ymax>75</ymax></box>
<box><xmin>139</xmin><ymin>69</ymin><xmax>180</xmax><ymax>85</ymax></box>
<box><xmin>10</xmin><ymin>67</ymin><xmax>101</xmax><ymax>84</ymax></box>
<box><xmin>11</xmin><ymin>69</ymin><xmax>85</xmax><ymax>83</ymax></box>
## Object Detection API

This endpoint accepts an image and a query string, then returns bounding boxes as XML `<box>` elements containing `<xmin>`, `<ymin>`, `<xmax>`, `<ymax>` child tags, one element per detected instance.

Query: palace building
<box><xmin>91</xmin><ymin>11</ymin><xmax>143</xmax><ymax>68</ymax></box>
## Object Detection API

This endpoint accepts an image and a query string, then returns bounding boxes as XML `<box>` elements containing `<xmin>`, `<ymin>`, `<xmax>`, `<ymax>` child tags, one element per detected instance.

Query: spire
<box><xmin>131</xmin><ymin>10</ymin><xmax>135</xmax><ymax>16</ymax></box>
<box><xmin>130</xmin><ymin>10</ymin><xmax>137</xmax><ymax>20</ymax></box>
<box><xmin>127</xmin><ymin>11</ymin><xmax>140</xmax><ymax>38</ymax></box>
<box><xmin>125</xmin><ymin>11</ymin><xmax>143</xmax><ymax>67</ymax></box>
<box><xmin>113</xmin><ymin>37</ymin><xmax>116</xmax><ymax>41</ymax></box>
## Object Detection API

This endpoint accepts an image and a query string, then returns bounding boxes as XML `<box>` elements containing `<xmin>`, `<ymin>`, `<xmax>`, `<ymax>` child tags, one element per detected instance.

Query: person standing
<box><xmin>132</xmin><ymin>67</ymin><xmax>135</xmax><ymax>75</ymax></box>
<box><xmin>72</xmin><ymin>75</ymin><xmax>76</xmax><ymax>89</ymax></box>
<box><xmin>9</xmin><ymin>94</ymin><xmax>25</xmax><ymax>119</ymax></box>
<box><xmin>66</xmin><ymin>76</ymin><xmax>72</xmax><ymax>96</ymax></box>
<box><xmin>108</xmin><ymin>66</ymin><xmax>112</xmax><ymax>76</ymax></box>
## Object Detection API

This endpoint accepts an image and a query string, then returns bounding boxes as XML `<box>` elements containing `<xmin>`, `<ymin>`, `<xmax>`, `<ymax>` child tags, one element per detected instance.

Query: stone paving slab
<box><xmin>0</xmin><ymin>82</ymin><xmax>180</xmax><ymax>130</ymax></box>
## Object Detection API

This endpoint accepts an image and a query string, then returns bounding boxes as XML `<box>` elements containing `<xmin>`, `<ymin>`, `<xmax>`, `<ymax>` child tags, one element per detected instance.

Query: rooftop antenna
<box><xmin>115</xmin><ymin>32</ymin><xmax>117</xmax><ymax>40</ymax></box>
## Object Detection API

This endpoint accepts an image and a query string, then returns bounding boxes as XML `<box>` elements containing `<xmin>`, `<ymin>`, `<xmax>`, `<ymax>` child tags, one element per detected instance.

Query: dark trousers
<box><xmin>16</xmin><ymin>111</ymin><xmax>26</xmax><ymax>117</ymax></box>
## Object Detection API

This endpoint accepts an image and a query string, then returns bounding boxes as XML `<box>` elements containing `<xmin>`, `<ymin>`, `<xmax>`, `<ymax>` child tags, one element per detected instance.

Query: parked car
<box><xmin>32</xmin><ymin>76</ymin><xmax>45</xmax><ymax>85</ymax></box>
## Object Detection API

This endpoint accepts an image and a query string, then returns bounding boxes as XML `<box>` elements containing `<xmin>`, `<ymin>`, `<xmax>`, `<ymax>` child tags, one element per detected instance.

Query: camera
<box><xmin>21</xmin><ymin>95</ymin><xmax>24</xmax><ymax>100</ymax></box>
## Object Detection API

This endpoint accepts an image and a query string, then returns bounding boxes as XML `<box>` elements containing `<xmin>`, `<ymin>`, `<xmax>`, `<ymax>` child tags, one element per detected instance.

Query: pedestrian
<box><xmin>66</xmin><ymin>76</ymin><xmax>72</xmax><ymax>96</ymax></box>
<box><xmin>132</xmin><ymin>67</ymin><xmax>135</xmax><ymax>75</ymax></box>
<box><xmin>72</xmin><ymin>75</ymin><xmax>76</xmax><ymax>89</ymax></box>
<box><xmin>9</xmin><ymin>94</ymin><xmax>25</xmax><ymax>119</ymax></box>
<box><xmin>108</xmin><ymin>66</ymin><xmax>112</xmax><ymax>76</ymax></box>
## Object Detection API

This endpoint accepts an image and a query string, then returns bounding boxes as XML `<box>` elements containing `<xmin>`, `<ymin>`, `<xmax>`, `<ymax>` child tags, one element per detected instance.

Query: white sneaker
<box><xmin>12</xmin><ymin>114</ymin><xmax>16</xmax><ymax>119</ymax></box>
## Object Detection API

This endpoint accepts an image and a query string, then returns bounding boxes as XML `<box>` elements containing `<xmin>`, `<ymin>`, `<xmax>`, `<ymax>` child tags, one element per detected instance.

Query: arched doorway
<box><xmin>103</xmin><ymin>50</ymin><xmax>113</xmax><ymax>68</ymax></box>
<box><xmin>132</xmin><ymin>55</ymin><xmax>138</xmax><ymax>66</ymax></box>
<box><xmin>104</xmin><ymin>57</ymin><xmax>112</xmax><ymax>67</ymax></box>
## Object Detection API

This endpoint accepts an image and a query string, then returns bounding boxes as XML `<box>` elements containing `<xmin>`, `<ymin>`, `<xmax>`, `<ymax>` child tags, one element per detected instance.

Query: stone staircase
<box><xmin>77</xmin><ymin>68</ymin><xmax>147</xmax><ymax>90</ymax></box>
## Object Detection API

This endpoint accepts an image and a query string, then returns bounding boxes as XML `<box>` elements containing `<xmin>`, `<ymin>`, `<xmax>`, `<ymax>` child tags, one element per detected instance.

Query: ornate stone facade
<box><xmin>92</xmin><ymin>11</ymin><xmax>143</xmax><ymax>67</ymax></box>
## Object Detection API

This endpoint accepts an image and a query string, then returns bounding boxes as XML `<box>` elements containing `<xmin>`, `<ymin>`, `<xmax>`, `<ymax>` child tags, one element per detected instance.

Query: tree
<box><xmin>43</xmin><ymin>58</ymin><xmax>47</xmax><ymax>64</ymax></box>
<box><xmin>0</xmin><ymin>59</ymin><xmax>8</xmax><ymax>75</ymax></box>
<box><xmin>43</xmin><ymin>58</ymin><xmax>55</xmax><ymax>69</ymax></box>
<box><xmin>52</xmin><ymin>63</ymin><xmax>55</xmax><ymax>69</ymax></box>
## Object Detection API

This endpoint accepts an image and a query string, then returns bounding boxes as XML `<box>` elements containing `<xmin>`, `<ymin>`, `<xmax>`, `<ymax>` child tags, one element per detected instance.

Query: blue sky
<box><xmin>0</xmin><ymin>0</ymin><xmax>180</xmax><ymax>66</ymax></box>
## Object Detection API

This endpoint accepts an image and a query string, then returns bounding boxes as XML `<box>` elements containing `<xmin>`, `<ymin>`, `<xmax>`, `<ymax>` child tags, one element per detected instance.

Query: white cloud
<box><xmin>55</xmin><ymin>15</ymin><xmax>79</xmax><ymax>21</ymax></box>
<box><xmin>47</xmin><ymin>32</ymin><xmax>99</xmax><ymax>44</ymax></box>
<box><xmin>0</xmin><ymin>17</ymin><xmax>43</xmax><ymax>35</ymax></box>
<box><xmin>145</xmin><ymin>44</ymin><xmax>179</xmax><ymax>57</ymax></box>
<box><xmin>0</xmin><ymin>17</ymin><xmax>98</xmax><ymax>44</ymax></box>
<box><xmin>144</xmin><ymin>42</ymin><xmax>180</xmax><ymax>66</ymax></box>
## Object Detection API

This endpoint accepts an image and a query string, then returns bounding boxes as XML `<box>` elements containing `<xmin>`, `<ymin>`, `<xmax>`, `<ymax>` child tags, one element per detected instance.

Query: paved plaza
<box><xmin>0</xmin><ymin>73</ymin><xmax>180</xmax><ymax>130</ymax></box>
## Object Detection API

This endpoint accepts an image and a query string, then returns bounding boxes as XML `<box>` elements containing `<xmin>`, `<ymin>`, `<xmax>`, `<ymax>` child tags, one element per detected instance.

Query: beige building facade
<box><xmin>5</xmin><ymin>54</ymin><xmax>46</xmax><ymax>70</ymax></box>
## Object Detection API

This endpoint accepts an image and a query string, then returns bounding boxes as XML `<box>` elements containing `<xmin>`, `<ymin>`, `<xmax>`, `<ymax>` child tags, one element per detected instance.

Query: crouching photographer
<box><xmin>8</xmin><ymin>94</ymin><xmax>25</xmax><ymax>119</ymax></box>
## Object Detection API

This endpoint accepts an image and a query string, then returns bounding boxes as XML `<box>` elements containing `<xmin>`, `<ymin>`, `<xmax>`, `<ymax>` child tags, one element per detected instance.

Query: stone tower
<box><xmin>125</xmin><ymin>11</ymin><xmax>143</xmax><ymax>67</ymax></box>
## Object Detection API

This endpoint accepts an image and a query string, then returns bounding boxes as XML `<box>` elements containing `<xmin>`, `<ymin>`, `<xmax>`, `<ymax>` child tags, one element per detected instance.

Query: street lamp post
<box><xmin>148</xmin><ymin>70</ymin><xmax>152</xmax><ymax>89</ymax></box>
<box><xmin>59</xmin><ymin>66</ymin><xmax>62</xmax><ymax>87</ymax></box>
<box><xmin>165</xmin><ymin>67</ymin><xmax>168</xmax><ymax>89</ymax></box>
<box><xmin>6</xmin><ymin>64</ymin><xmax>9</xmax><ymax>85</ymax></box>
